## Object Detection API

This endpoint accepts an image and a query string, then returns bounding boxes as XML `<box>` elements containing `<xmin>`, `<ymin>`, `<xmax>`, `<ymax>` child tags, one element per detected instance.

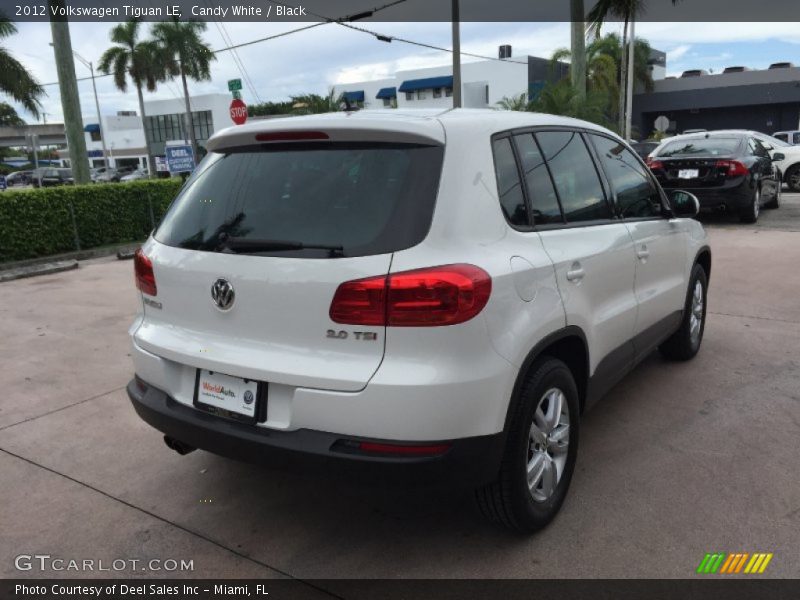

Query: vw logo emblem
<box><xmin>211</xmin><ymin>278</ymin><xmax>235</xmax><ymax>311</ymax></box>
<box><xmin>243</xmin><ymin>390</ymin><xmax>254</xmax><ymax>405</ymax></box>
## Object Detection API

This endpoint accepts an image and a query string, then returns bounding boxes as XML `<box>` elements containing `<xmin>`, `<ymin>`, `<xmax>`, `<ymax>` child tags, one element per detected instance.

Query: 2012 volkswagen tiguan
<box><xmin>128</xmin><ymin>109</ymin><xmax>711</xmax><ymax>532</ymax></box>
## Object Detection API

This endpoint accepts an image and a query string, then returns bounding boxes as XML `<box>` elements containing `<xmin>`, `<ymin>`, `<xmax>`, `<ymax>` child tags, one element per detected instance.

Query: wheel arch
<box><xmin>694</xmin><ymin>245</ymin><xmax>712</xmax><ymax>283</ymax></box>
<box><xmin>503</xmin><ymin>327</ymin><xmax>590</xmax><ymax>434</ymax></box>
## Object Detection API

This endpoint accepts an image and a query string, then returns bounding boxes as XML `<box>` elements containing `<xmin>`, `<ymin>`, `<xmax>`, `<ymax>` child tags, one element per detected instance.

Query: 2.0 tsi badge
<box><xmin>211</xmin><ymin>278</ymin><xmax>235</xmax><ymax>311</ymax></box>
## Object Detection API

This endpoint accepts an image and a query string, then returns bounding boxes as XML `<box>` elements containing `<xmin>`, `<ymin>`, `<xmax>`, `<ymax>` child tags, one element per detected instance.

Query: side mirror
<box><xmin>772</xmin><ymin>152</ymin><xmax>786</xmax><ymax>162</ymax></box>
<box><xmin>668</xmin><ymin>190</ymin><xmax>700</xmax><ymax>218</ymax></box>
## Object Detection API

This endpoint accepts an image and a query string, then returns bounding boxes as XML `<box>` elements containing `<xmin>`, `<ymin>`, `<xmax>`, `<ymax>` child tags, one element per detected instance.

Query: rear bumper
<box><xmin>661</xmin><ymin>180</ymin><xmax>752</xmax><ymax>212</ymax></box>
<box><xmin>127</xmin><ymin>377</ymin><xmax>505</xmax><ymax>487</ymax></box>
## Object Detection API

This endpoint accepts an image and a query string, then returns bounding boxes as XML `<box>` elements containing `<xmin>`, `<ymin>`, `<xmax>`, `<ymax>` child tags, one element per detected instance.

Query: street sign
<box><xmin>228</xmin><ymin>78</ymin><xmax>242</xmax><ymax>92</ymax></box>
<box><xmin>230</xmin><ymin>98</ymin><xmax>248</xmax><ymax>125</ymax></box>
<box><xmin>654</xmin><ymin>115</ymin><xmax>670</xmax><ymax>133</ymax></box>
<box><xmin>154</xmin><ymin>156</ymin><xmax>168</xmax><ymax>172</ymax></box>
<box><xmin>165</xmin><ymin>144</ymin><xmax>195</xmax><ymax>173</ymax></box>
<box><xmin>232</xmin><ymin>90</ymin><xmax>242</xmax><ymax>100</ymax></box>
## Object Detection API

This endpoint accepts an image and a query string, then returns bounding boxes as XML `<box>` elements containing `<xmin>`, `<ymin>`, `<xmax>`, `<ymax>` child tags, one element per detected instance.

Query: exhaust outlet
<box><xmin>164</xmin><ymin>435</ymin><xmax>196</xmax><ymax>455</ymax></box>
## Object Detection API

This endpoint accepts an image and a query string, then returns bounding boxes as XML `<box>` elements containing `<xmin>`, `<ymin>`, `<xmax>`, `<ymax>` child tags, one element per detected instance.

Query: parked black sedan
<box><xmin>32</xmin><ymin>168</ymin><xmax>74</xmax><ymax>188</ymax></box>
<box><xmin>646</xmin><ymin>131</ymin><xmax>781</xmax><ymax>223</ymax></box>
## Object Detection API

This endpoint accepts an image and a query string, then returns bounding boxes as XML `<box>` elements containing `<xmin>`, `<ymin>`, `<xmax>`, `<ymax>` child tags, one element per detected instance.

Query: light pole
<box><xmin>451</xmin><ymin>0</ymin><xmax>462</xmax><ymax>108</ymax></box>
<box><xmin>50</xmin><ymin>42</ymin><xmax>108</xmax><ymax>169</ymax></box>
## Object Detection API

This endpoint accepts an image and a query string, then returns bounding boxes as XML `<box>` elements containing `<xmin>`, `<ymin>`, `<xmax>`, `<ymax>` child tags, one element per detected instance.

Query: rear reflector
<box><xmin>255</xmin><ymin>131</ymin><xmax>329</xmax><ymax>142</ymax></box>
<box><xmin>714</xmin><ymin>159</ymin><xmax>749</xmax><ymax>177</ymax></box>
<box><xmin>134</xmin><ymin>248</ymin><xmax>157</xmax><ymax>296</ymax></box>
<box><xmin>330</xmin><ymin>264</ymin><xmax>492</xmax><ymax>327</ymax></box>
<box><xmin>358</xmin><ymin>441</ymin><xmax>452</xmax><ymax>456</ymax></box>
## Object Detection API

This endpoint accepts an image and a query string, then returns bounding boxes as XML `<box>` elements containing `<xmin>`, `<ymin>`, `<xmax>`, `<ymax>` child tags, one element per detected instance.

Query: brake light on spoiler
<box><xmin>330</xmin><ymin>264</ymin><xmax>492</xmax><ymax>327</ymax></box>
<box><xmin>255</xmin><ymin>131</ymin><xmax>330</xmax><ymax>142</ymax></box>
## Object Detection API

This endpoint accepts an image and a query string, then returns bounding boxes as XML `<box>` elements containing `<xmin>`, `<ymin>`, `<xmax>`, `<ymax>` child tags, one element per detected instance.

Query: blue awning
<box><xmin>375</xmin><ymin>87</ymin><xmax>397</xmax><ymax>99</ymax></box>
<box><xmin>398</xmin><ymin>76</ymin><xmax>453</xmax><ymax>93</ymax></box>
<box><xmin>84</xmin><ymin>123</ymin><xmax>100</xmax><ymax>133</ymax></box>
<box><xmin>341</xmin><ymin>90</ymin><xmax>365</xmax><ymax>102</ymax></box>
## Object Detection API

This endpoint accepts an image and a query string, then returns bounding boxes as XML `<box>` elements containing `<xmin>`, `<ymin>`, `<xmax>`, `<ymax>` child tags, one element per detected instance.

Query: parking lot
<box><xmin>1</xmin><ymin>194</ymin><xmax>799</xmax><ymax>583</ymax></box>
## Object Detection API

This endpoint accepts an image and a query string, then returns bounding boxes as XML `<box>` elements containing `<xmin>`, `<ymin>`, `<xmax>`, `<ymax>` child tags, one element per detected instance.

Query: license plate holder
<box><xmin>678</xmin><ymin>169</ymin><xmax>699</xmax><ymax>179</ymax></box>
<box><xmin>193</xmin><ymin>370</ymin><xmax>264</xmax><ymax>424</ymax></box>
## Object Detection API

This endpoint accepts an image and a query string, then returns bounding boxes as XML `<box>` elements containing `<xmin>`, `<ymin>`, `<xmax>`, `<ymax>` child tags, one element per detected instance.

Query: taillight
<box><xmin>646</xmin><ymin>158</ymin><xmax>664</xmax><ymax>170</ymax></box>
<box><xmin>715</xmin><ymin>160</ymin><xmax>748</xmax><ymax>177</ymax></box>
<box><xmin>255</xmin><ymin>131</ymin><xmax>329</xmax><ymax>142</ymax></box>
<box><xmin>134</xmin><ymin>248</ymin><xmax>157</xmax><ymax>296</ymax></box>
<box><xmin>330</xmin><ymin>264</ymin><xmax>492</xmax><ymax>327</ymax></box>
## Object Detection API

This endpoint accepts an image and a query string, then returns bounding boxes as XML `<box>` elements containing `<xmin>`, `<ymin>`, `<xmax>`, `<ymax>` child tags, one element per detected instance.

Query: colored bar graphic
<box><xmin>698</xmin><ymin>552</ymin><xmax>773</xmax><ymax>575</ymax></box>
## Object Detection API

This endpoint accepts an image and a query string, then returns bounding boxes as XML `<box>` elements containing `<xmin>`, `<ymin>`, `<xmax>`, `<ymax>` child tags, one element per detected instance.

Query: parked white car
<box><xmin>120</xmin><ymin>169</ymin><xmax>149</xmax><ymax>182</ymax></box>
<box><xmin>128</xmin><ymin>109</ymin><xmax>711</xmax><ymax>531</ymax></box>
<box><xmin>753</xmin><ymin>132</ymin><xmax>800</xmax><ymax>193</ymax></box>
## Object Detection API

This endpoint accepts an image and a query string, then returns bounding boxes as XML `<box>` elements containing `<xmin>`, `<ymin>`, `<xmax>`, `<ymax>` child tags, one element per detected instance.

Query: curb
<box><xmin>0</xmin><ymin>260</ymin><xmax>79</xmax><ymax>283</ymax></box>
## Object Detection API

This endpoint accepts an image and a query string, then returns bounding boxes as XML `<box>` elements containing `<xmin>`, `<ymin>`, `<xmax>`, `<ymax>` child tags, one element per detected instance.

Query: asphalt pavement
<box><xmin>1</xmin><ymin>194</ymin><xmax>799</xmax><ymax>584</ymax></box>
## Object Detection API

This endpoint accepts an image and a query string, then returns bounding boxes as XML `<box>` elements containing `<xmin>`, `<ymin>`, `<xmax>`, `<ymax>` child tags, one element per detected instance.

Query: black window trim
<box><xmin>510</xmin><ymin>131</ymin><xmax>567</xmax><ymax>227</ymax></box>
<box><xmin>491</xmin><ymin>132</ymin><xmax>535</xmax><ymax>232</ymax></box>
<box><xmin>585</xmin><ymin>130</ymin><xmax>671</xmax><ymax>223</ymax></box>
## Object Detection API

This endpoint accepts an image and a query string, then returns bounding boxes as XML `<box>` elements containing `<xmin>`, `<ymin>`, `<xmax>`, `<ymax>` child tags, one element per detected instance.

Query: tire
<box><xmin>739</xmin><ymin>184</ymin><xmax>760</xmax><ymax>223</ymax></box>
<box><xmin>786</xmin><ymin>165</ymin><xmax>800</xmax><ymax>193</ymax></box>
<box><xmin>475</xmin><ymin>357</ymin><xmax>579</xmax><ymax>533</ymax></box>
<box><xmin>765</xmin><ymin>180</ymin><xmax>781</xmax><ymax>209</ymax></box>
<box><xmin>659</xmin><ymin>264</ymin><xmax>708</xmax><ymax>361</ymax></box>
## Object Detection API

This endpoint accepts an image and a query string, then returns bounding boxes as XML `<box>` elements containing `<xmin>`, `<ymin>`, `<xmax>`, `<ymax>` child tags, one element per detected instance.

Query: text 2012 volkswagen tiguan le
<box><xmin>128</xmin><ymin>109</ymin><xmax>711</xmax><ymax>532</ymax></box>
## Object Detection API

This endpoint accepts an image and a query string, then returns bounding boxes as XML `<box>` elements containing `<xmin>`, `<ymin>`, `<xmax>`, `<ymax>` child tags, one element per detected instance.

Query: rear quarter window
<box><xmin>155</xmin><ymin>142</ymin><xmax>444</xmax><ymax>258</ymax></box>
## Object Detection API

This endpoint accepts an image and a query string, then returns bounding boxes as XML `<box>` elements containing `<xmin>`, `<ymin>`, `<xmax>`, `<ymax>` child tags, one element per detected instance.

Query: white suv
<box><xmin>128</xmin><ymin>109</ymin><xmax>711</xmax><ymax>532</ymax></box>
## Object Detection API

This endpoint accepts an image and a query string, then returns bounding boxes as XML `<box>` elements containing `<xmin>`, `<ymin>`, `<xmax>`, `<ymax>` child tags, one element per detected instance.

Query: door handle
<box><xmin>636</xmin><ymin>245</ymin><xmax>650</xmax><ymax>261</ymax></box>
<box><xmin>566</xmin><ymin>263</ymin><xmax>585</xmax><ymax>282</ymax></box>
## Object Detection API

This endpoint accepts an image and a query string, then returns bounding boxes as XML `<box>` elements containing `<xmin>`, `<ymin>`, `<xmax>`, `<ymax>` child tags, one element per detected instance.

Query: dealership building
<box><xmin>632</xmin><ymin>63</ymin><xmax>800</xmax><ymax>139</ymax></box>
<box><xmin>75</xmin><ymin>93</ymin><xmax>233</xmax><ymax>171</ymax></box>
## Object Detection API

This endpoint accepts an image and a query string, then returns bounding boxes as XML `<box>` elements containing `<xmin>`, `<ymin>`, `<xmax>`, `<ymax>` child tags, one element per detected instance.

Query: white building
<box><xmin>143</xmin><ymin>93</ymin><xmax>233</xmax><ymax>161</ymax></box>
<box><xmin>82</xmin><ymin>112</ymin><xmax>148</xmax><ymax>170</ymax></box>
<box><xmin>335</xmin><ymin>55</ymin><xmax>533</xmax><ymax>111</ymax></box>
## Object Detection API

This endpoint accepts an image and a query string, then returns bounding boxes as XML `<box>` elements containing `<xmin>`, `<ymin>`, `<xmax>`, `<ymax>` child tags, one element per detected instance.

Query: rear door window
<box><xmin>591</xmin><ymin>135</ymin><xmax>663</xmax><ymax>219</ymax></box>
<box><xmin>535</xmin><ymin>131</ymin><xmax>612</xmax><ymax>223</ymax></box>
<box><xmin>513</xmin><ymin>133</ymin><xmax>562</xmax><ymax>225</ymax></box>
<box><xmin>491</xmin><ymin>137</ymin><xmax>529</xmax><ymax>228</ymax></box>
<box><xmin>155</xmin><ymin>142</ymin><xmax>444</xmax><ymax>258</ymax></box>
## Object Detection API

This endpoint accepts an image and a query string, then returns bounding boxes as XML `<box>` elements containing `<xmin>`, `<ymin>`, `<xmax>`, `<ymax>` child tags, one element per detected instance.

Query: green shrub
<box><xmin>0</xmin><ymin>178</ymin><xmax>183</xmax><ymax>262</ymax></box>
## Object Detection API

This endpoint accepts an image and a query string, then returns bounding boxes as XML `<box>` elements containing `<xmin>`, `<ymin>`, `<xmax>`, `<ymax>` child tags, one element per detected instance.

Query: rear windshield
<box><xmin>657</xmin><ymin>138</ymin><xmax>742</xmax><ymax>158</ymax></box>
<box><xmin>155</xmin><ymin>142</ymin><xmax>444</xmax><ymax>258</ymax></box>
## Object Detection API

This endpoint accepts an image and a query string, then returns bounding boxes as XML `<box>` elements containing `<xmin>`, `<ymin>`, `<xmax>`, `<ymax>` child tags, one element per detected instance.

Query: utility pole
<box><xmin>624</xmin><ymin>18</ymin><xmax>636</xmax><ymax>141</ymax></box>
<box><xmin>84</xmin><ymin>57</ymin><xmax>108</xmax><ymax>169</ymax></box>
<box><xmin>49</xmin><ymin>0</ymin><xmax>90</xmax><ymax>184</ymax></box>
<box><xmin>451</xmin><ymin>0</ymin><xmax>462</xmax><ymax>108</ymax></box>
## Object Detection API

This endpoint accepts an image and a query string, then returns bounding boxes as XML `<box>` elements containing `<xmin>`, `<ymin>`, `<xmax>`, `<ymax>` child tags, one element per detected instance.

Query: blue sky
<box><xmin>5</xmin><ymin>21</ymin><xmax>800</xmax><ymax>123</ymax></box>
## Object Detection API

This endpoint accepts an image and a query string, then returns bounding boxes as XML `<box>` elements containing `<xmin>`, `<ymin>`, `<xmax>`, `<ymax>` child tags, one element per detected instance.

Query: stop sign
<box><xmin>230</xmin><ymin>98</ymin><xmax>248</xmax><ymax>125</ymax></box>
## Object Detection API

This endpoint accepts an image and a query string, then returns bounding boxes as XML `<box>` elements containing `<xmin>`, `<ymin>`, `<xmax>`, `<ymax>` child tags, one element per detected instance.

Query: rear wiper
<box><xmin>220</xmin><ymin>236</ymin><xmax>345</xmax><ymax>257</ymax></box>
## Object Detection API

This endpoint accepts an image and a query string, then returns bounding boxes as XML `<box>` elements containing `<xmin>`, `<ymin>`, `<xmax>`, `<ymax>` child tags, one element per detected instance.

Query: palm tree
<box><xmin>588</xmin><ymin>0</ymin><xmax>681</xmax><ymax>134</ymax></box>
<box><xmin>0</xmin><ymin>17</ymin><xmax>45</xmax><ymax>119</ymax></box>
<box><xmin>552</xmin><ymin>33</ymin><xmax>654</xmax><ymax>129</ymax></box>
<box><xmin>531</xmin><ymin>79</ymin><xmax>610</xmax><ymax>128</ymax></box>
<box><xmin>291</xmin><ymin>89</ymin><xmax>342</xmax><ymax>114</ymax></box>
<box><xmin>570</xmin><ymin>0</ymin><xmax>587</xmax><ymax>100</ymax></box>
<box><xmin>98</xmin><ymin>19</ymin><xmax>161</xmax><ymax>176</ymax></box>
<box><xmin>151</xmin><ymin>19</ymin><xmax>216</xmax><ymax>162</ymax></box>
<box><xmin>496</xmin><ymin>93</ymin><xmax>530</xmax><ymax>111</ymax></box>
<box><xmin>0</xmin><ymin>102</ymin><xmax>25</xmax><ymax>126</ymax></box>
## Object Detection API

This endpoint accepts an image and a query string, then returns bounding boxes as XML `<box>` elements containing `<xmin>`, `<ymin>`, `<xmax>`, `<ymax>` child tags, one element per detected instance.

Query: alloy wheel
<box><xmin>689</xmin><ymin>280</ymin><xmax>704</xmax><ymax>347</ymax></box>
<box><xmin>527</xmin><ymin>388</ymin><xmax>570</xmax><ymax>502</ymax></box>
